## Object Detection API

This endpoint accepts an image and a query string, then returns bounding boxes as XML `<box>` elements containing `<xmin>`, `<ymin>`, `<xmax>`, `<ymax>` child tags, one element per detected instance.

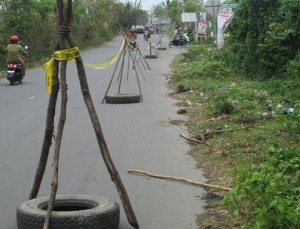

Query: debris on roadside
<box><xmin>282</xmin><ymin>107</ymin><xmax>294</xmax><ymax>114</ymax></box>
<box><xmin>180</xmin><ymin>127</ymin><xmax>250</xmax><ymax>144</ymax></box>
<box><xmin>177</xmin><ymin>108</ymin><xmax>187</xmax><ymax>114</ymax></box>
<box><xmin>168</xmin><ymin>84</ymin><xmax>192</xmax><ymax>95</ymax></box>
<box><xmin>128</xmin><ymin>169</ymin><xmax>231</xmax><ymax>191</ymax></box>
<box><xmin>201</xmin><ymin>192</ymin><xmax>224</xmax><ymax>203</ymax></box>
<box><xmin>176</xmin><ymin>84</ymin><xmax>191</xmax><ymax>93</ymax></box>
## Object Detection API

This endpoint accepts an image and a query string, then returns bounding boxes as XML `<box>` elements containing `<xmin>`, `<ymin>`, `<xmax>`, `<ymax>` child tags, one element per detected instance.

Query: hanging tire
<box><xmin>16</xmin><ymin>195</ymin><xmax>120</xmax><ymax>229</ymax></box>
<box><xmin>105</xmin><ymin>93</ymin><xmax>141</xmax><ymax>104</ymax></box>
<box><xmin>168</xmin><ymin>41</ymin><xmax>174</xmax><ymax>48</ymax></box>
<box><xmin>144</xmin><ymin>54</ymin><xmax>158</xmax><ymax>59</ymax></box>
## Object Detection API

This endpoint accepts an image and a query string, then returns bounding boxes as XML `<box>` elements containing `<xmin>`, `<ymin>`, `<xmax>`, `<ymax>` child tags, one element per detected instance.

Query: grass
<box><xmin>169</xmin><ymin>45</ymin><xmax>300</xmax><ymax>228</ymax></box>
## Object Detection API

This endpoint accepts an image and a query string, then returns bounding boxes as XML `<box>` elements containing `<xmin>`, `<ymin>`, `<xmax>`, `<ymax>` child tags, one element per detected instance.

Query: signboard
<box><xmin>217</xmin><ymin>10</ymin><xmax>234</xmax><ymax>49</ymax></box>
<box><xmin>181</xmin><ymin>12</ymin><xmax>197</xmax><ymax>22</ymax></box>
<box><xmin>198</xmin><ymin>12</ymin><xmax>207</xmax><ymax>35</ymax></box>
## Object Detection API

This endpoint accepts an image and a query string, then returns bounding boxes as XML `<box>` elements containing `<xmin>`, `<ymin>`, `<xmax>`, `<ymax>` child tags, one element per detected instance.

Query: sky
<box><xmin>120</xmin><ymin>0</ymin><xmax>166</xmax><ymax>11</ymax></box>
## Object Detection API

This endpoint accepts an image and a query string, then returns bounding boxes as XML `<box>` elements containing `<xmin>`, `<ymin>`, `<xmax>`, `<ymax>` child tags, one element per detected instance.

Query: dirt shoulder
<box><xmin>168</xmin><ymin>87</ymin><xmax>241</xmax><ymax>229</ymax></box>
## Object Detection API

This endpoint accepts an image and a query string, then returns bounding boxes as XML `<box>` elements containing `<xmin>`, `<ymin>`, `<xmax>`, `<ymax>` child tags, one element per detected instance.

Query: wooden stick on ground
<box><xmin>128</xmin><ymin>169</ymin><xmax>231</xmax><ymax>191</ymax></box>
<box><xmin>199</xmin><ymin>126</ymin><xmax>249</xmax><ymax>134</ymax></box>
<box><xmin>179</xmin><ymin>133</ymin><xmax>206</xmax><ymax>144</ymax></box>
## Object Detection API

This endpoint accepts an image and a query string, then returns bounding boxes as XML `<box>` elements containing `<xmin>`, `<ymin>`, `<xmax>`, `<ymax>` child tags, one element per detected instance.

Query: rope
<box><xmin>57</xmin><ymin>26</ymin><xmax>70</xmax><ymax>34</ymax></box>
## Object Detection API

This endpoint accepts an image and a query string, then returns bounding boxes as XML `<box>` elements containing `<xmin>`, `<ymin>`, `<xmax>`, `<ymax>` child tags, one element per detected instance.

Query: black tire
<box><xmin>168</xmin><ymin>41</ymin><xmax>174</xmax><ymax>48</ymax></box>
<box><xmin>105</xmin><ymin>93</ymin><xmax>141</xmax><ymax>104</ymax></box>
<box><xmin>9</xmin><ymin>78</ymin><xmax>15</xmax><ymax>85</ymax></box>
<box><xmin>16</xmin><ymin>195</ymin><xmax>120</xmax><ymax>229</ymax></box>
<box><xmin>18</xmin><ymin>73</ymin><xmax>23</xmax><ymax>83</ymax></box>
<box><xmin>144</xmin><ymin>54</ymin><xmax>158</xmax><ymax>59</ymax></box>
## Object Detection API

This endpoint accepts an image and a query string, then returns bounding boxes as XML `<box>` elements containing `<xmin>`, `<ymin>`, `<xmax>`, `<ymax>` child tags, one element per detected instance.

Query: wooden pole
<box><xmin>28</xmin><ymin>59</ymin><xmax>60</xmax><ymax>200</ymax></box>
<box><xmin>65</xmin><ymin>14</ymin><xmax>140</xmax><ymax>229</ymax></box>
<box><xmin>43</xmin><ymin>0</ymin><xmax>69</xmax><ymax>228</ymax></box>
<box><xmin>128</xmin><ymin>169</ymin><xmax>231</xmax><ymax>191</ymax></box>
<box><xmin>73</xmin><ymin>54</ymin><xmax>139</xmax><ymax>228</ymax></box>
<box><xmin>101</xmin><ymin>44</ymin><xmax>126</xmax><ymax>103</ymax></box>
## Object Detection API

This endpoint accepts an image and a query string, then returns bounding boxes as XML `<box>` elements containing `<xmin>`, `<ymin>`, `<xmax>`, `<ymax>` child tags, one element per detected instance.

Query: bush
<box><xmin>223</xmin><ymin>147</ymin><xmax>300</xmax><ymax>228</ymax></box>
<box><xmin>182</xmin><ymin>45</ymin><xmax>209</xmax><ymax>62</ymax></box>
<box><xmin>213</xmin><ymin>91</ymin><xmax>235</xmax><ymax>115</ymax></box>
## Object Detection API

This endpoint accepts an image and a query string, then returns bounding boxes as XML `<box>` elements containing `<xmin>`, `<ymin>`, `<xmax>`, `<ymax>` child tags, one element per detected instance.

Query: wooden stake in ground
<box><xmin>128</xmin><ymin>169</ymin><xmax>231</xmax><ymax>191</ymax></box>
<box><xmin>29</xmin><ymin>1</ymin><xmax>139</xmax><ymax>228</ymax></box>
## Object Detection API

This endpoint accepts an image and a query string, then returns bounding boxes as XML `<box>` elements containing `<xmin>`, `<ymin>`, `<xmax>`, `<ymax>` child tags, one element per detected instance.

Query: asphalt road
<box><xmin>0</xmin><ymin>34</ymin><xmax>207</xmax><ymax>229</ymax></box>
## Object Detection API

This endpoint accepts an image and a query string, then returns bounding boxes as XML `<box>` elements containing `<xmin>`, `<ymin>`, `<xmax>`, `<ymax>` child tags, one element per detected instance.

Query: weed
<box><xmin>212</xmin><ymin>91</ymin><xmax>235</xmax><ymax>115</ymax></box>
<box><xmin>223</xmin><ymin>147</ymin><xmax>300</xmax><ymax>228</ymax></box>
<box><xmin>170</xmin><ymin>43</ymin><xmax>300</xmax><ymax>228</ymax></box>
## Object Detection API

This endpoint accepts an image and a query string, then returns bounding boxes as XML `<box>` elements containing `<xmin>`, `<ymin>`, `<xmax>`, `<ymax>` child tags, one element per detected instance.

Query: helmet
<box><xmin>10</xmin><ymin>35</ymin><xmax>19</xmax><ymax>44</ymax></box>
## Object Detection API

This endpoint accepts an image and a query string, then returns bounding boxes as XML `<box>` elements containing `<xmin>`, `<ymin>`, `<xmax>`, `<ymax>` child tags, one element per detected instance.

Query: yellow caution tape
<box><xmin>42</xmin><ymin>38</ymin><xmax>126</xmax><ymax>95</ymax></box>
<box><xmin>54</xmin><ymin>46</ymin><xmax>80</xmax><ymax>61</ymax></box>
<box><xmin>42</xmin><ymin>46</ymin><xmax>81</xmax><ymax>94</ymax></box>
<box><xmin>84</xmin><ymin>38</ymin><xmax>126</xmax><ymax>69</ymax></box>
<box><xmin>41</xmin><ymin>58</ymin><xmax>54</xmax><ymax>95</ymax></box>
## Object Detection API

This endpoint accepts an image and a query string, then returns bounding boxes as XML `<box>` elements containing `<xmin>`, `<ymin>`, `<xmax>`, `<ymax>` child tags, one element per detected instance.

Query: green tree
<box><xmin>227</xmin><ymin>0</ymin><xmax>300</xmax><ymax>78</ymax></box>
<box><xmin>184</xmin><ymin>0</ymin><xmax>201</xmax><ymax>15</ymax></box>
<box><xmin>0</xmin><ymin>0</ymin><xmax>144</xmax><ymax>66</ymax></box>
<box><xmin>167</xmin><ymin>0</ymin><xmax>183</xmax><ymax>26</ymax></box>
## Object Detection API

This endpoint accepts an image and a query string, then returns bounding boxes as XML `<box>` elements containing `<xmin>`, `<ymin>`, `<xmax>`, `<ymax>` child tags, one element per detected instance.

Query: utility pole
<box><xmin>203</xmin><ymin>0</ymin><xmax>222</xmax><ymax>50</ymax></box>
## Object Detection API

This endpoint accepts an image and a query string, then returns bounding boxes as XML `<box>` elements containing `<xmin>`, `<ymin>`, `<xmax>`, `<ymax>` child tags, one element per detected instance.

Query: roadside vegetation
<box><xmin>0</xmin><ymin>0</ymin><xmax>148</xmax><ymax>77</ymax></box>
<box><xmin>169</xmin><ymin>1</ymin><xmax>300</xmax><ymax>228</ymax></box>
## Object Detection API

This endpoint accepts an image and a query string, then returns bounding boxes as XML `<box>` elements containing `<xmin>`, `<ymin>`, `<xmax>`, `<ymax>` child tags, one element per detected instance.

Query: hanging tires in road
<box><xmin>105</xmin><ymin>93</ymin><xmax>141</xmax><ymax>104</ymax></box>
<box><xmin>16</xmin><ymin>195</ymin><xmax>120</xmax><ymax>229</ymax></box>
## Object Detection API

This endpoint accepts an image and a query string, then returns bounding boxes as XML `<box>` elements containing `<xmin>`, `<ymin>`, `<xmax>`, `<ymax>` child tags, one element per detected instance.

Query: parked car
<box><xmin>135</xmin><ymin>25</ymin><xmax>144</xmax><ymax>34</ymax></box>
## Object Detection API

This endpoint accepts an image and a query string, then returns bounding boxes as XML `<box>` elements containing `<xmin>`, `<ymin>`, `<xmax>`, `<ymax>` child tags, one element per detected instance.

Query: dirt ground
<box><xmin>169</xmin><ymin>91</ymin><xmax>241</xmax><ymax>229</ymax></box>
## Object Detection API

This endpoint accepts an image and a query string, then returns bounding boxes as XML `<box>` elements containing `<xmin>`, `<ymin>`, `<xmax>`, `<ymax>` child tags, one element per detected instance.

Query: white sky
<box><xmin>119</xmin><ymin>0</ymin><xmax>226</xmax><ymax>11</ymax></box>
<box><xmin>120</xmin><ymin>0</ymin><xmax>166</xmax><ymax>11</ymax></box>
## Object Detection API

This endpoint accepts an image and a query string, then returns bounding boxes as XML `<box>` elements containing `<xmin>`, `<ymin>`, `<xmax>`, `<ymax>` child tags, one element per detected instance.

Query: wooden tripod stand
<box><xmin>28</xmin><ymin>1</ymin><xmax>139</xmax><ymax>229</ymax></box>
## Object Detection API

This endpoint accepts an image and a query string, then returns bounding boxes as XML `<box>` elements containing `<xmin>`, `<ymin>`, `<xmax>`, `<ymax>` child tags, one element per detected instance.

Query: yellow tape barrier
<box><xmin>42</xmin><ymin>38</ymin><xmax>126</xmax><ymax>94</ymax></box>
<box><xmin>84</xmin><ymin>38</ymin><xmax>125</xmax><ymax>69</ymax></box>
<box><xmin>42</xmin><ymin>47</ymin><xmax>80</xmax><ymax>94</ymax></box>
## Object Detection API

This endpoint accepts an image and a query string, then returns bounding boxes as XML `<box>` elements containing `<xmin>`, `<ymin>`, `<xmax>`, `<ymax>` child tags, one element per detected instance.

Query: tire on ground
<box><xmin>105</xmin><ymin>93</ymin><xmax>141</xmax><ymax>104</ymax></box>
<box><xmin>16</xmin><ymin>195</ymin><xmax>120</xmax><ymax>229</ymax></box>
<box><xmin>144</xmin><ymin>54</ymin><xmax>158</xmax><ymax>59</ymax></box>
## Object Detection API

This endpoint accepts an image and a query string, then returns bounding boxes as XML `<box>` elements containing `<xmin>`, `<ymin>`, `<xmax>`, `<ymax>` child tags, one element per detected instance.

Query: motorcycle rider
<box><xmin>173</xmin><ymin>26</ymin><xmax>181</xmax><ymax>39</ymax></box>
<box><xmin>144</xmin><ymin>26</ymin><xmax>151</xmax><ymax>40</ymax></box>
<box><xmin>128</xmin><ymin>28</ymin><xmax>137</xmax><ymax>40</ymax></box>
<box><xmin>128</xmin><ymin>28</ymin><xmax>137</xmax><ymax>48</ymax></box>
<box><xmin>6</xmin><ymin>35</ymin><xmax>26</xmax><ymax>76</ymax></box>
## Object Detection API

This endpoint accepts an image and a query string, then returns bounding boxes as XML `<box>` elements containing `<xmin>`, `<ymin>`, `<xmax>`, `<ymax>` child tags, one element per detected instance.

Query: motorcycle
<box><xmin>129</xmin><ymin>37</ymin><xmax>137</xmax><ymax>49</ymax></box>
<box><xmin>7</xmin><ymin>46</ymin><xmax>27</xmax><ymax>85</ymax></box>
<box><xmin>168</xmin><ymin>33</ymin><xmax>189</xmax><ymax>48</ymax></box>
<box><xmin>144</xmin><ymin>30</ymin><xmax>150</xmax><ymax>41</ymax></box>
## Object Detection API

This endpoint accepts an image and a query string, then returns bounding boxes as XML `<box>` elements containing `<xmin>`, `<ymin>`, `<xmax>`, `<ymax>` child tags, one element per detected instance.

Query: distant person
<box><xmin>6</xmin><ymin>35</ymin><xmax>27</xmax><ymax>76</ymax></box>
<box><xmin>144</xmin><ymin>26</ymin><xmax>151</xmax><ymax>41</ymax></box>
<box><xmin>173</xmin><ymin>26</ymin><xmax>181</xmax><ymax>39</ymax></box>
<box><xmin>128</xmin><ymin>29</ymin><xmax>137</xmax><ymax>39</ymax></box>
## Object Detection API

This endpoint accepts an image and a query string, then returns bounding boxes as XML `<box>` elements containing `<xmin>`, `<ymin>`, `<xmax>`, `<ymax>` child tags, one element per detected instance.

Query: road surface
<box><xmin>0</xmin><ymin>34</ymin><xmax>207</xmax><ymax>229</ymax></box>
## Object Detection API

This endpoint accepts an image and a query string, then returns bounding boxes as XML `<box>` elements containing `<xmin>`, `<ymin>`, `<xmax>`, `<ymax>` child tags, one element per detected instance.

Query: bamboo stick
<box><xmin>128</xmin><ymin>169</ymin><xmax>231</xmax><ymax>191</ymax></box>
